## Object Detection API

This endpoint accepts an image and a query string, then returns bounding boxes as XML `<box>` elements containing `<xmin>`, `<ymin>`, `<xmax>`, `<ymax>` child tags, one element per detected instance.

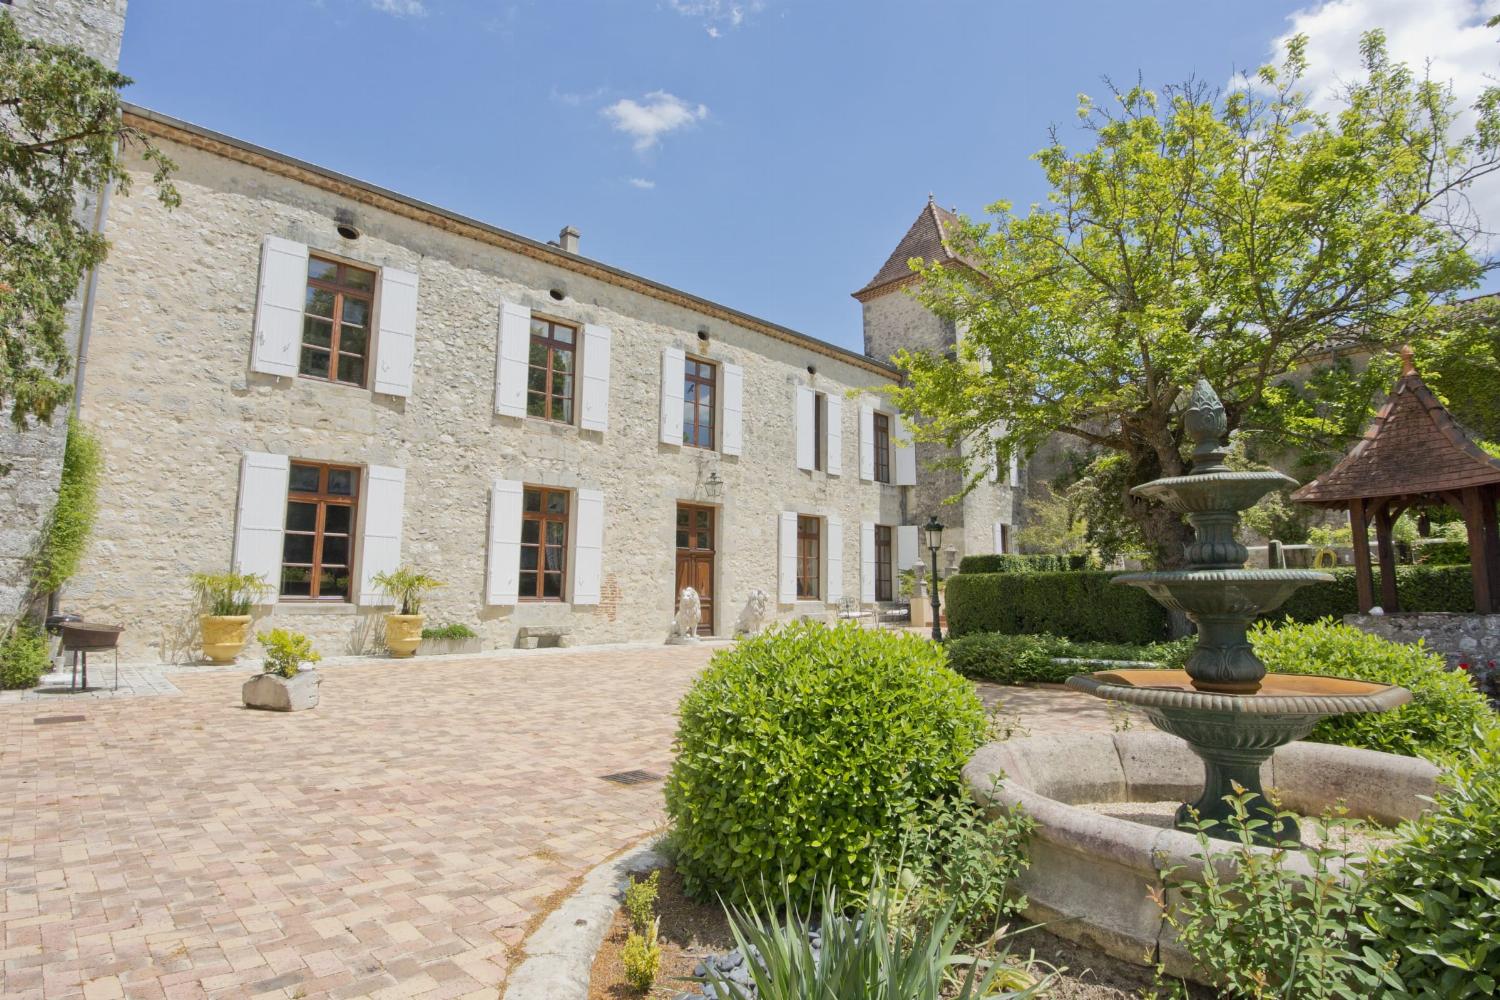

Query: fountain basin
<box><xmin>1132</xmin><ymin>470</ymin><xmax>1298</xmax><ymax>513</ymax></box>
<box><xmin>1112</xmin><ymin>569</ymin><xmax>1332</xmax><ymax>618</ymax></box>
<box><xmin>965</xmin><ymin>732</ymin><xmax>1438</xmax><ymax>983</ymax></box>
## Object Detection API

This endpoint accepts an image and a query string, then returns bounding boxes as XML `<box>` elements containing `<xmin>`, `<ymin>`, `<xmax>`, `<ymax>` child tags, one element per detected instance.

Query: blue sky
<box><xmin>117</xmin><ymin>1</ymin><xmax>1499</xmax><ymax>354</ymax></box>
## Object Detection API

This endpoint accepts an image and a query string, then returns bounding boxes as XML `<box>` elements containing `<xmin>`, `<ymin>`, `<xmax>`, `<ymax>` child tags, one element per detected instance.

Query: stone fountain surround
<box><xmin>964</xmin><ymin>731</ymin><xmax>1439</xmax><ymax>984</ymax></box>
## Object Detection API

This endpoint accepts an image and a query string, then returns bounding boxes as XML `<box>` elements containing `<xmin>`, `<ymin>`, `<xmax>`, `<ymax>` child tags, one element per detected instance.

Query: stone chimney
<box><xmin>558</xmin><ymin>226</ymin><xmax>580</xmax><ymax>254</ymax></box>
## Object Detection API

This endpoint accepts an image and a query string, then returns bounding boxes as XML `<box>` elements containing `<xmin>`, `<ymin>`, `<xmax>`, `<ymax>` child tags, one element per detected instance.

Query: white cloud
<box><xmin>628</xmin><ymin>178</ymin><xmax>657</xmax><ymax>190</ymax></box>
<box><xmin>551</xmin><ymin>85</ymin><xmax>609</xmax><ymax>108</ymax></box>
<box><xmin>602</xmin><ymin>91</ymin><xmax>709</xmax><ymax>152</ymax></box>
<box><xmin>371</xmin><ymin>0</ymin><xmax>426</xmax><ymax>15</ymax></box>
<box><xmin>1258</xmin><ymin>0</ymin><xmax>1500</xmax><ymax>234</ymax></box>
<box><xmin>667</xmin><ymin>0</ymin><xmax>762</xmax><ymax>37</ymax></box>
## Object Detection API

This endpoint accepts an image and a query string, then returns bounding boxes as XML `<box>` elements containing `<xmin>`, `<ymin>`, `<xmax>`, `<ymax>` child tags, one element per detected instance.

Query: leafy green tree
<box><xmin>1417</xmin><ymin>294</ymin><xmax>1500</xmax><ymax>445</ymax></box>
<box><xmin>891</xmin><ymin>32</ymin><xmax>1499</xmax><ymax>568</ymax></box>
<box><xmin>0</xmin><ymin>13</ymin><xmax>176</xmax><ymax>429</ymax></box>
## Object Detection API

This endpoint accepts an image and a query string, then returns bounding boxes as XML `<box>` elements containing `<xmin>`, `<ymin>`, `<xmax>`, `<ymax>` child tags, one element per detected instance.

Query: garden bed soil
<box><xmin>586</xmin><ymin>863</ymin><xmax>1210</xmax><ymax>999</ymax></box>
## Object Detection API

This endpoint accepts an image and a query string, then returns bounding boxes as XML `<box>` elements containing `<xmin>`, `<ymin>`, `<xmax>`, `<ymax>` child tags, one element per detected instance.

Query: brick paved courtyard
<box><xmin>0</xmin><ymin>640</ymin><xmax>1116</xmax><ymax>1000</ymax></box>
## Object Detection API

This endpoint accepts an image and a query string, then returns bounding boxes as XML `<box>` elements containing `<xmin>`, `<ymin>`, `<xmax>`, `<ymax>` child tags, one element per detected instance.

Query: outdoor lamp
<box><xmin>924</xmin><ymin>516</ymin><xmax>945</xmax><ymax>641</ymax></box>
<box><xmin>704</xmin><ymin>470</ymin><xmax>725</xmax><ymax>500</ymax></box>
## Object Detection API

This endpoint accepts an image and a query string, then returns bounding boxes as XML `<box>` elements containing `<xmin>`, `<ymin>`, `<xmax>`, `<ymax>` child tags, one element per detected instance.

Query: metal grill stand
<box><xmin>59</xmin><ymin>623</ymin><xmax>124</xmax><ymax>692</ymax></box>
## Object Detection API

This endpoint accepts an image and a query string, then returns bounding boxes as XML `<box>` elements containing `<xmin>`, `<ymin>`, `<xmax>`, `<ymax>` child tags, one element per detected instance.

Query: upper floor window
<box><xmin>796</xmin><ymin>515</ymin><xmax>821</xmax><ymax>600</ymax></box>
<box><xmin>520</xmin><ymin>486</ymin><xmax>569</xmax><ymax>600</ymax></box>
<box><xmin>813</xmin><ymin>393</ymin><xmax>826</xmax><ymax>472</ymax></box>
<box><xmin>281</xmin><ymin>461</ymin><xmax>359</xmax><ymax>601</ymax></box>
<box><xmin>684</xmin><ymin>358</ymin><xmax>716</xmax><ymax>449</ymax></box>
<box><xmin>873</xmin><ymin>411</ymin><xmax>891</xmax><ymax>484</ymax></box>
<box><xmin>301</xmin><ymin>258</ymin><xmax>374</xmax><ymax>387</ymax></box>
<box><xmin>528</xmin><ymin>317</ymin><xmax>577</xmax><ymax>423</ymax></box>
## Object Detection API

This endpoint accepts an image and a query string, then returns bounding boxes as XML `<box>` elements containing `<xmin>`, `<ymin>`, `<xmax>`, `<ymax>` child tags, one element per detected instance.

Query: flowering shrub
<box><xmin>1456</xmin><ymin>658</ymin><xmax>1500</xmax><ymax>709</ymax></box>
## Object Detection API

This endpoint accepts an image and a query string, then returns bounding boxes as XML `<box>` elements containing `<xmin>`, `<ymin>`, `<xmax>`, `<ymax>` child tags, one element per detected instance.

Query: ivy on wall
<box><xmin>30</xmin><ymin>416</ymin><xmax>102</xmax><ymax>596</ymax></box>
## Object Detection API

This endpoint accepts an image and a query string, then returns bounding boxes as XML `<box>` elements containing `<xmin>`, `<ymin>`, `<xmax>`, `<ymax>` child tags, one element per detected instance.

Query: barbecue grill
<box><xmin>58</xmin><ymin>622</ymin><xmax>124</xmax><ymax>692</ymax></box>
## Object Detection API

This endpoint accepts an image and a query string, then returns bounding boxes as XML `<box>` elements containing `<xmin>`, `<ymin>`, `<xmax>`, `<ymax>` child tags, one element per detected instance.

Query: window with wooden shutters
<box><xmin>520</xmin><ymin>486</ymin><xmax>569</xmax><ymax>600</ymax></box>
<box><xmin>683</xmin><ymin>357</ymin><xmax>717</xmax><ymax>449</ymax></box>
<box><xmin>280</xmin><ymin>461</ymin><xmax>359</xmax><ymax>600</ymax></box>
<box><xmin>300</xmin><ymin>258</ymin><xmax>375</xmax><ymax>387</ymax></box>
<box><xmin>527</xmin><ymin>317</ymin><xmax>577</xmax><ymax>423</ymax></box>
<box><xmin>875</xmin><ymin>524</ymin><xmax>893</xmax><ymax>602</ymax></box>
<box><xmin>873</xmin><ymin>412</ymin><xmax>891</xmax><ymax>484</ymax></box>
<box><xmin>796</xmin><ymin>515</ymin><xmax>821</xmax><ymax>600</ymax></box>
<box><xmin>813</xmin><ymin>393</ymin><xmax>826</xmax><ymax>471</ymax></box>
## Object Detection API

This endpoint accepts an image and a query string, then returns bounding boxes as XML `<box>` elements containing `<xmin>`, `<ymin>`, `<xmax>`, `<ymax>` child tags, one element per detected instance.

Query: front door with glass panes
<box><xmin>281</xmin><ymin>462</ymin><xmax>359</xmax><ymax>600</ymax></box>
<box><xmin>520</xmin><ymin>486</ymin><xmax>569</xmax><ymax>601</ymax></box>
<box><xmin>675</xmin><ymin>503</ymin><xmax>715</xmax><ymax>636</ymax></box>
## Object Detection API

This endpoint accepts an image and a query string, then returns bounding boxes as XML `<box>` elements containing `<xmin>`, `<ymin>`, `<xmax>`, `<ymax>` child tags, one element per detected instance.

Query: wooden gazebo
<box><xmin>1292</xmin><ymin>348</ymin><xmax>1500</xmax><ymax>613</ymax></box>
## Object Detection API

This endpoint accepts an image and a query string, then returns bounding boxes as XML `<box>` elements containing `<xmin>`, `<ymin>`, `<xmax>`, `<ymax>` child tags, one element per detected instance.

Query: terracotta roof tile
<box><xmin>853</xmin><ymin>197</ymin><xmax>973</xmax><ymax>300</ymax></box>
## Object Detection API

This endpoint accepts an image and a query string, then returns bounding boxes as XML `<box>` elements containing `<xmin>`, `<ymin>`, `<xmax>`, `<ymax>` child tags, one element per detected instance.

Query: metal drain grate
<box><xmin>600</xmin><ymin>769</ymin><xmax>662</xmax><ymax>785</ymax></box>
<box><xmin>34</xmin><ymin>715</ymin><xmax>86</xmax><ymax>725</ymax></box>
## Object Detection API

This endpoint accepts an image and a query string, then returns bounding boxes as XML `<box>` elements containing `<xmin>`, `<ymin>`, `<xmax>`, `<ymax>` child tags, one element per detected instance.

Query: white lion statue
<box><xmin>668</xmin><ymin>587</ymin><xmax>701</xmax><ymax>644</ymax></box>
<box><xmin>735</xmin><ymin>587</ymin><xmax>771</xmax><ymax>637</ymax></box>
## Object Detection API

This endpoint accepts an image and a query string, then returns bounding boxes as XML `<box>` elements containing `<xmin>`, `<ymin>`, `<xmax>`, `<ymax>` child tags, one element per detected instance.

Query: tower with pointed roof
<box><xmin>853</xmin><ymin>197</ymin><xmax>1020</xmax><ymax>562</ymax></box>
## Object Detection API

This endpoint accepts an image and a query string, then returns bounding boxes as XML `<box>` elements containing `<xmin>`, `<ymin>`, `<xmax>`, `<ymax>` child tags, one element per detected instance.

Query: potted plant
<box><xmin>192</xmin><ymin>571</ymin><xmax>273</xmax><ymax>663</ymax></box>
<box><xmin>242</xmin><ymin>628</ymin><xmax>321</xmax><ymax>711</ymax></box>
<box><xmin>370</xmin><ymin>566</ymin><xmax>443</xmax><ymax>658</ymax></box>
<box><xmin>417</xmin><ymin>623</ymin><xmax>482</xmax><ymax>656</ymax></box>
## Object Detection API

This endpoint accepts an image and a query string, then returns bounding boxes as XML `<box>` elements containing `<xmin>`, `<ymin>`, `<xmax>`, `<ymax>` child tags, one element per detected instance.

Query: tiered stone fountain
<box><xmin>1066</xmin><ymin>380</ymin><xmax>1411</xmax><ymax>843</ymax></box>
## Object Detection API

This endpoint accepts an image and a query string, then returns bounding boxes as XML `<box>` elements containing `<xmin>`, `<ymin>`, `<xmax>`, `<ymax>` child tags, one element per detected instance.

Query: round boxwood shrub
<box><xmin>665</xmin><ymin>621</ymin><xmax>987</xmax><ymax>905</ymax></box>
<box><xmin>0</xmin><ymin>623</ymin><xmax>50</xmax><ymax>690</ymax></box>
<box><xmin>1250</xmin><ymin>618</ymin><xmax>1496</xmax><ymax>763</ymax></box>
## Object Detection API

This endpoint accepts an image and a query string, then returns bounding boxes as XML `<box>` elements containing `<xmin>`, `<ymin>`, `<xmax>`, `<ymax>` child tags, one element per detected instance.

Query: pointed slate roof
<box><xmin>1291</xmin><ymin>349</ymin><xmax>1500</xmax><ymax>506</ymax></box>
<box><xmin>852</xmin><ymin>196</ymin><xmax>973</xmax><ymax>301</ymax></box>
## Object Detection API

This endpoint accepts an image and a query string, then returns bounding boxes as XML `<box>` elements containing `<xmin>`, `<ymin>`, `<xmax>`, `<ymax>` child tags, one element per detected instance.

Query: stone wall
<box><xmin>0</xmin><ymin>2</ymin><xmax>129</xmax><ymax>622</ymax></box>
<box><xmin>69</xmin><ymin>135</ymin><xmax>907</xmax><ymax>661</ymax></box>
<box><xmin>1346</xmin><ymin>612</ymin><xmax>1500</xmax><ymax>672</ymax></box>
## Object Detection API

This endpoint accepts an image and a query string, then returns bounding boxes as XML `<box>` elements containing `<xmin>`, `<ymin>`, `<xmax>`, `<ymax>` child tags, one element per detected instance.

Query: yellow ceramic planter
<box><xmin>385</xmin><ymin>613</ymin><xmax>425</xmax><ymax>657</ymax></box>
<box><xmin>200</xmin><ymin>614</ymin><xmax>253</xmax><ymax>664</ymax></box>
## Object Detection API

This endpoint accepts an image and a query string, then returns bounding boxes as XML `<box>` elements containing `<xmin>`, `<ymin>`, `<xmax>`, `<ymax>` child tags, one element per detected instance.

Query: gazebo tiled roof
<box><xmin>1291</xmin><ymin>352</ymin><xmax>1500</xmax><ymax>507</ymax></box>
<box><xmin>852</xmin><ymin>196</ymin><xmax>978</xmax><ymax>301</ymax></box>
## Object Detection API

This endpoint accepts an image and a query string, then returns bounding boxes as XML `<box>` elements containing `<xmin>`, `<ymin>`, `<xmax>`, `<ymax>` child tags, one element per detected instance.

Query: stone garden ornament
<box><xmin>668</xmin><ymin>587</ymin><xmax>702</xmax><ymax>644</ymax></box>
<box><xmin>734</xmin><ymin>587</ymin><xmax>771</xmax><ymax>636</ymax></box>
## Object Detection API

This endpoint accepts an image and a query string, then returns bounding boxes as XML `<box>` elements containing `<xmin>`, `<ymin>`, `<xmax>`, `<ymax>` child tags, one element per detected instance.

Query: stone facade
<box><xmin>1346</xmin><ymin>611</ymin><xmax>1500</xmax><ymax>672</ymax></box>
<box><xmin>0</xmin><ymin>2</ymin><xmax>129</xmax><ymax>621</ymax></box>
<box><xmin>858</xmin><ymin>269</ymin><xmax>1019</xmax><ymax>561</ymax></box>
<box><xmin>67</xmin><ymin>115</ymin><xmax>911</xmax><ymax>661</ymax></box>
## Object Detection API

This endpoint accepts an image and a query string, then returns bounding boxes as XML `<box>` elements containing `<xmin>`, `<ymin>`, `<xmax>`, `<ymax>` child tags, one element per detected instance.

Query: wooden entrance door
<box><xmin>675</xmin><ymin>504</ymin><xmax>715</xmax><ymax>636</ymax></box>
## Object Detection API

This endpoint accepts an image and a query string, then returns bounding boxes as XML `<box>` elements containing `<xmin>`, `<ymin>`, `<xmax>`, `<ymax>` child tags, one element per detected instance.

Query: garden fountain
<box><xmin>1066</xmin><ymin>380</ymin><xmax>1412</xmax><ymax>843</ymax></box>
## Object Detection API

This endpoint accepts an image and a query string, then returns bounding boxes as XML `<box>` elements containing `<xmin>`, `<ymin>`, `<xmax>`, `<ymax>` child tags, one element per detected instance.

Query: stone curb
<box><xmin>501</xmin><ymin>839</ymin><xmax>668</xmax><ymax>1000</ymax></box>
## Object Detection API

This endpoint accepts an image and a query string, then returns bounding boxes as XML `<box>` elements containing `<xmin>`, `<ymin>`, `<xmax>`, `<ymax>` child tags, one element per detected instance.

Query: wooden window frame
<box><xmin>796</xmin><ymin>515</ymin><xmax>821</xmax><ymax>601</ymax></box>
<box><xmin>280</xmin><ymin>461</ymin><xmax>360</xmax><ymax>602</ymax></box>
<box><xmin>813</xmin><ymin>392</ymin><xmax>825</xmax><ymax>472</ymax></box>
<box><xmin>873</xmin><ymin>411</ymin><xmax>892</xmax><ymax>484</ymax></box>
<box><xmin>875</xmin><ymin>524</ymin><xmax>894</xmax><ymax>602</ymax></box>
<box><xmin>519</xmin><ymin>485</ymin><xmax>570</xmax><ymax>602</ymax></box>
<box><xmin>527</xmin><ymin>316</ymin><xmax>578</xmax><ymax>424</ymax></box>
<box><xmin>300</xmin><ymin>256</ymin><xmax>375</xmax><ymax>388</ymax></box>
<box><xmin>683</xmin><ymin>356</ymin><xmax>717</xmax><ymax>450</ymax></box>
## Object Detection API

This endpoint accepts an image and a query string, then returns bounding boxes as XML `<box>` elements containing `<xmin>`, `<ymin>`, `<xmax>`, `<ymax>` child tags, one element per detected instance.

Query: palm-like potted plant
<box><xmin>370</xmin><ymin>567</ymin><xmax>443</xmax><ymax>657</ymax></box>
<box><xmin>242</xmin><ymin>628</ymin><xmax>322</xmax><ymax>711</ymax></box>
<box><xmin>192</xmin><ymin>570</ymin><xmax>274</xmax><ymax>663</ymax></box>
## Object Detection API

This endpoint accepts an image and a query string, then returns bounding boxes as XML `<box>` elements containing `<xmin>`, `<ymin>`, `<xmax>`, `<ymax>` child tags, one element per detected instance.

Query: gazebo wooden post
<box><xmin>1348</xmin><ymin>498</ymin><xmax>1376</xmax><ymax>613</ymax></box>
<box><xmin>1461</xmin><ymin>486</ymin><xmax>1499</xmax><ymax>613</ymax></box>
<box><xmin>1372</xmin><ymin>500</ymin><xmax>1400</xmax><ymax>612</ymax></box>
<box><xmin>1484</xmin><ymin>487</ymin><xmax>1500</xmax><ymax>613</ymax></box>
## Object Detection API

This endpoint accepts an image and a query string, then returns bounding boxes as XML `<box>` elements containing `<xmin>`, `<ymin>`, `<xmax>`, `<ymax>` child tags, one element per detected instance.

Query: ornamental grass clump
<box><xmin>665</xmin><ymin>621</ymin><xmax>987</xmax><ymax>905</ymax></box>
<box><xmin>1250</xmin><ymin>619</ymin><xmax>1496</xmax><ymax>763</ymax></box>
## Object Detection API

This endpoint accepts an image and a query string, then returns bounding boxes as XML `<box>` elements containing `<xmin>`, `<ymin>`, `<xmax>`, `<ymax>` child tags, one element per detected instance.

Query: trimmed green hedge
<box><xmin>956</xmin><ymin>553</ymin><xmax>1090</xmax><ymax>574</ymax></box>
<box><xmin>946</xmin><ymin>631</ymin><xmax>1193</xmax><ymax>684</ymax></box>
<box><xmin>946</xmin><ymin>564</ymin><xmax>1475</xmax><ymax>644</ymax></box>
<box><xmin>945</xmin><ymin>570</ymin><xmax>1170</xmax><ymax>644</ymax></box>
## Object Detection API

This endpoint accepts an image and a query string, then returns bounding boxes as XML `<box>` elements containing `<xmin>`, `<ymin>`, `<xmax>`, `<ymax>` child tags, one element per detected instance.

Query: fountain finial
<box><xmin>1183</xmin><ymin>378</ymin><xmax>1230</xmax><ymax>473</ymax></box>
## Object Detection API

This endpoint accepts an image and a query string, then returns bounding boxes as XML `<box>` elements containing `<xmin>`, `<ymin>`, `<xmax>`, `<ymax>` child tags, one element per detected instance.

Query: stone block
<box><xmin>242</xmin><ymin>670</ymin><xmax>321</xmax><ymax>712</ymax></box>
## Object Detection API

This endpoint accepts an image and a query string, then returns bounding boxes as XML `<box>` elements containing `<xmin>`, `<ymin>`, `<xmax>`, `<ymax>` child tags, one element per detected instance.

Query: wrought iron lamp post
<box><xmin>924</xmin><ymin>516</ymin><xmax>944</xmax><ymax>641</ymax></box>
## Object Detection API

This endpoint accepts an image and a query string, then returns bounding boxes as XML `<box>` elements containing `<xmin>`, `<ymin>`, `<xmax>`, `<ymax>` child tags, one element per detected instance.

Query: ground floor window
<box><xmin>521</xmin><ymin>485</ymin><xmax>569</xmax><ymax>600</ymax></box>
<box><xmin>797</xmin><ymin>515</ymin><xmax>821</xmax><ymax>600</ymax></box>
<box><xmin>875</xmin><ymin>524</ymin><xmax>893</xmax><ymax>602</ymax></box>
<box><xmin>281</xmin><ymin>461</ymin><xmax>359</xmax><ymax>600</ymax></box>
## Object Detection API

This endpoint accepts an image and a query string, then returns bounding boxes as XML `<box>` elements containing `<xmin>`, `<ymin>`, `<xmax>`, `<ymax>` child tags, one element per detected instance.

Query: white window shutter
<box><xmin>573</xmin><ymin>488</ymin><xmax>604</xmax><ymax>604</ymax></box>
<box><xmin>486</xmin><ymin>479</ymin><xmax>523</xmax><ymax>605</ymax></box>
<box><xmin>721</xmin><ymin>363</ymin><xmax>744</xmax><ymax>456</ymax></box>
<box><xmin>251</xmin><ymin>236</ymin><xmax>307</xmax><ymax>377</ymax></box>
<box><xmin>894</xmin><ymin>414</ymin><xmax>917</xmax><ymax>486</ymax></box>
<box><xmin>1010</xmin><ymin>451</ymin><xmax>1021</xmax><ymax>488</ymax></box>
<box><xmin>778</xmin><ymin>511</ymin><xmax>798</xmax><ymax>604</ymax></box>
<box><xmin>232</xmin><ymin>451</ymin><xmax>290</xmax><ymax>591</ymax></box>
<box><xmin>993</xmin><ymin>520</ymin><xmax>1006</xmax><ymax>554</ymax></box>
<box><xmin>373</xmin><ymin>267</ymin><xmax>418</xmax><ymax>397</ymax></box>
<box><xmin>897</xmin><ymin>524</ymin><xmax>919</xmax><ymax>571</ymax></box>
<box><xmin>495</xmin><ymin>302</ymin><xmax>530</xmax><ymax>417</ymax></box>
<box><xmin>795</xmin><ymin>386</ymin><xmax>816</xmax><ymax>471</ymax></box>
<box><xmin>356</xmin><ymin>465</ymin><xmax>406</xmax><ymax>606</ymax></box>
<box><xmin>660</xmin><ymin>346</ymin><xmax>685</xmax><ymax>445</ymax></box>
<box><xmin>860</xmin><ymin>522</ymin><xmax>876</xmax><ymax>603</ymax></box>
<box><xmin>580</xmin><ymin>324</ymin><xmax>612</xmax><ymax>432</ymax></box>
<box><xmin>825</xmin><ymin>515</ymin><xmax>843</xmax><ymax>603</ymax></box>
<box><xmin>825</xmin><ymin>393</ymin><xmax>842</xmax><ymax>476</ymax></box>
<box><xmin>859</xmin><ymin>402</ymin><xmax>875</xmax><ymax>481</ymax></box>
